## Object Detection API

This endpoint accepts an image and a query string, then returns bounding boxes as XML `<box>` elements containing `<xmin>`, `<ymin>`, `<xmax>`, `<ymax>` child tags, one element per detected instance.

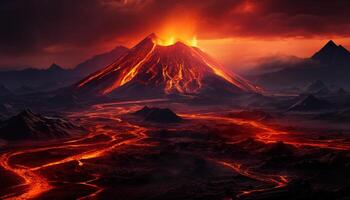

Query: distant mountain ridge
<box><xmin>311</xmin><ymin>40</ymin><xmax>350</xmax><ymax>66</ymax></box>
<box><xmin>255</xmin><ymin>40</ymin><xmax>350</xmax><ymax>89</ymax></box>
<box><xmin>0</xmin><ymin>46</ymin><xmax>128</xmax><ymax>93</ymax></box>
<box><xmin>73</xmin><ymin>46</ymin><xmax>128</xmax><ymax>77</ymax></box>
<box><xmin>288</xmin><ymin>95</ymin><xmax>333</xmax><ymax>112</ymax></box>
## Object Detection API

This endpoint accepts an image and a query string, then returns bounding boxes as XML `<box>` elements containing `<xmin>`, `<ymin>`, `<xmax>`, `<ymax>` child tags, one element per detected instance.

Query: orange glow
<box><xmin>155</xmin><ymin>12</ymin><xmax>198</xmax><ymax>47</ymax></box>
<box><xmin>155</xmin><ymin>36</ymin><xmax>197</xmax><ymax>47</ymax></box>
<box><xmin>198</xmin><ymin>37</ymin><xmax>350</xmax><ymax>71</ymax></box>
<box><xmin>2</xmin><ymin>101</ymin><xmax>350</xmax><ymax>199</ymax></box>
<box><xmin>0</xmin><ymin>103</ymin><xmax>149</xmax><ymax>200</ymax></box>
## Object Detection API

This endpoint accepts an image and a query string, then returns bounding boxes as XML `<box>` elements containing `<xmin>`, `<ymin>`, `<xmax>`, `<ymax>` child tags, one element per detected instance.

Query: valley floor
<box><xmin>1</xmin><ymin>99</ymin><xmax>350</xmax><ymax>200</ymax></box>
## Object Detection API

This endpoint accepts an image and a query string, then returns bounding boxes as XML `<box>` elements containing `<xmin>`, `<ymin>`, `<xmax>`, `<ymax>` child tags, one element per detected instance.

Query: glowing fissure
<box><xmin>216</xmin><ymin>160</ymin><xmax>288</xmax><ymax>197</ymax></box>
<box><xmin>155</xmin><ymin>36</ymin><xmax>197</xmax><ymax>47</ymax></box>
<box><xmin>102</xmin><ymin>42</ymin><xmax>157</xmax><ymax>94</ymax></box>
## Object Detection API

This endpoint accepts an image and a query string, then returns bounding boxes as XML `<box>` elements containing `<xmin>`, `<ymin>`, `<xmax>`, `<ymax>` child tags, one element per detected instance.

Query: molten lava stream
<box><xmin>0</xmin><ymin>104</ymin><xmax>149</xmax><ymax>200</ymax></box>
<box><xmin>180</xmin><ymin>112</ymin><xmax>350</xmax><ymax>197</ymax></box>
<box><xmin>215</xmin><ymin>160</ymin><xmax>288</xmax><ymax>198</ymax></box>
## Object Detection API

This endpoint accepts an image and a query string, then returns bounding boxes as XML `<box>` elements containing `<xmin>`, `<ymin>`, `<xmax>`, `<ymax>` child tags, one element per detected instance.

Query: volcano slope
<box><xmin>75</xmin><ymin>34</ymin><xmax>259</xmax><ymax>99</ymax></box>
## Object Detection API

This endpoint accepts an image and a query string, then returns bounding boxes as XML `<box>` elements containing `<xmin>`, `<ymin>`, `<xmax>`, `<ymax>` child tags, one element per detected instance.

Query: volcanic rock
<box><xmin>133</xmin><ymin>106</ymin><xmax>182</xmax><ymax>123</ymax></box>
<box><xmin>0</xmin><ymin>109</ymin><xmax>85</xmax><ymax>140</ymax></box>
<box><xmin>75</xmin><ymin>33</ymin><xmax>259</xmax><ymax>99</ymax></box>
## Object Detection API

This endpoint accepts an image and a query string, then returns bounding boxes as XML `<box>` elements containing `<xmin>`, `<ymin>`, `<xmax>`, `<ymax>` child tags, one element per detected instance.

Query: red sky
<box><xmin>1</xmin><ymin>0</ymin><xmax>350</xmax><ymax>70</ymax></box>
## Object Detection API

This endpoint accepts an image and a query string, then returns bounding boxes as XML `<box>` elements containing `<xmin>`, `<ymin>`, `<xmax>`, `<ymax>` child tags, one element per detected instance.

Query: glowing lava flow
<box><xmin>2</xmin><ymin>105</ymin><xmax>350</xmax><ymax>199</ymax></box>
<box><xmin>216</xmin><ymin>160</ymin><xmax>288</xmax><ymax>197</ymax></box>
<box><xmin>0</xmin><ymin>152</ymin><xmax>51</xmax><ymax>200</ymax></box>
<box><xmin>181</xmin><ymin>112</ymin><xmax>350</xmax><ymax>197</ymax></box>
<box><xmin>0</xmin><ymin>104</ymin><xmax>148</xmax><ymax>200</ymax></box>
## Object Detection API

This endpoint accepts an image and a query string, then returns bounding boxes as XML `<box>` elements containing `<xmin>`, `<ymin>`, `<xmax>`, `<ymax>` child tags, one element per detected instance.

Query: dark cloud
<box><xmin>0</xmin><ymin>0</ymin><xmax>349</xmax><ymax>65</ymax></box>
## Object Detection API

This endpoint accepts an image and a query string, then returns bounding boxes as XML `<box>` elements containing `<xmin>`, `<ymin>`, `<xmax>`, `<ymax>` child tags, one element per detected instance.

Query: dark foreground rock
<box><xmin>0</xmin><ymin>109</ymin><xmax>85</xmax><ymax>140</ymax></box>
<box><xmin>133</xmin><ymin>106</ymin><xmax>182</xmax><ymax>123</ymax></box>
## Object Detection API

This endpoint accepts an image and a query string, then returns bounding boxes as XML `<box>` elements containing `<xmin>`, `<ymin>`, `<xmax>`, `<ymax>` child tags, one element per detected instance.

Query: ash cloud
<box><xmin>1</xmin><ymin>0</ymin><xmax>350</xmax><ymax>65</ymax></box>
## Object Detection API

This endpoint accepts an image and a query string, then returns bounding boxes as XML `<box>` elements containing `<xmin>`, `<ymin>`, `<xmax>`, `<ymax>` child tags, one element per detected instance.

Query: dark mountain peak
<box><xmin>12</xmin><ymin>109</ymin><xmax>44</xmax><ymax>126</ymax></box>
<box><xmin>76</xmin><ymin>33</ymin><xmax>258</xmax><ymax>98</ymax></box>
<box><xmin>288</xmin><ymin>94</ymin><xmax>333</xmax><ymax>112</ymax></box>
<box><xmin>325</xmin><ymin>40</ymin><xmax>337</xmax><ymax>48</ymax></box>
<box><xmin>48</xmin><ymin>63</ymin><xmax>64</xmax><ymax>71</ymax></box>
<box><xmin>303</xmin><ymin>80</ymin><xmax>329</xmax><ymax>94</ymax></box>
<box><xmin>133</xmin><ymin>106</ymin><xmax>182</xmax><ymax>123</ymax></box>
<box><xmin>134</xmin><ymin>106</ymin><xmax>151</xmax><ymax>116</ymax></box>
<box><xmin>338</xmin><ymin>44</ymin><xmax>350</xmax><ymax>54</ymax></box>
<box><xmin>314</xmin><ymin>40</ymin><xmax>339</xmax><ymax>56</ymax></box>
<box><xmin>311</xmin><ymin>40</ymin><xmax>350</xmax><ymax>65</ymax></box>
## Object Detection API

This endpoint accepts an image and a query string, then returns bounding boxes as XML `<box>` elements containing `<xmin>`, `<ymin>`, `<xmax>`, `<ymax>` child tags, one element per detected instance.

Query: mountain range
<box><xmin>0</xmin><ymin>46</ymin><xmax>128</xmax><ymax>93</ymax></box>
<box><xmin>255</xmin><ymin>40</ymin><xmax>350</xmax><ymax>89</ymax></box>
<box><xmin>2</xmin><ymin>38</ymin><xmax>349</xmax><ymax>96</ymax></box>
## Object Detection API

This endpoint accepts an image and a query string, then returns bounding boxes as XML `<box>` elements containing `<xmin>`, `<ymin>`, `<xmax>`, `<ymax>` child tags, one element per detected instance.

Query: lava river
<box><xmin>1</xmin><ymin>103</ymin><xmax>350</xmax><ymax>199</ymax></box>
<box><xmin>0</xmin><ymin>102</ymin><xmax>148</xmax><ymax>200</ymax></box>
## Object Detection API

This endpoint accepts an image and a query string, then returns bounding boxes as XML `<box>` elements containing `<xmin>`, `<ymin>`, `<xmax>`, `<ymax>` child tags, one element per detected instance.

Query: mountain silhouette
<box><xmin>256</xmin><ymin>40</ymin><xmax>350</xmax><ymax>89</ymax></box>
<box><xmin>303</xmin><ymin>80</ymin><xmax>330</xmax><ymax>94</ymax></box>
<box><xmin>312</xmin><ymin>40</ymin><xmax>350</xmax><ymax>66</ymax></box>
<box><xmin>73</xmin><ymin>46</ymin><xmax>128</xmax><ymax>77</ymax></box>
<box><xmin>133</xmin><ymin>106</ymin><xmax>182</xmax><ymax>123</ymax></box>
<box><xmin>288</xmin><ymin>95</ymin><xmax>333</xmax><ymax>112</ymax></box>
<box><xmin>0</xmin><ymin>46</ymin><xmax>128</xmax><ymax>93</ymax></box>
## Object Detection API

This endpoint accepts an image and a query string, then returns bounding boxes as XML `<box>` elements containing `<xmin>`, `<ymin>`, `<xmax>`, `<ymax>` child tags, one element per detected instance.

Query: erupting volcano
<box><xmin>76</xmin><ymin>34</ymin><xmax>259</xmax><ymax>98</ymax></box>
